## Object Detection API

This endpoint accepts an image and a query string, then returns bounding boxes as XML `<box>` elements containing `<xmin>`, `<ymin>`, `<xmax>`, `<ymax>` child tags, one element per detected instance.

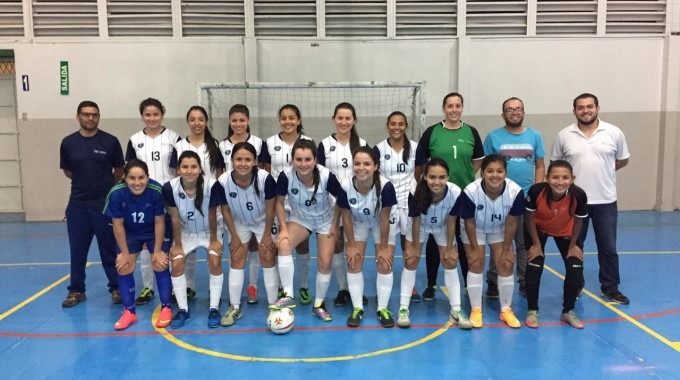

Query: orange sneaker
<box><xmin>470</xmin><ymin>307</ymin><xmax>483</xmax><ymax>328</ymax></box>
<box><xmin>156</xmin><ymin>306</ymin><xmax>172</xmax><ymax>328</ymax></box>
<box><xmin>500</xmin><ymin>308</ymin><xmax>521</xmax><ymax>329</ymax></box>
<box><xmin>114</xmin><ymin>310</ymin><xmax>138</xmax><ymax>330</ymax></box>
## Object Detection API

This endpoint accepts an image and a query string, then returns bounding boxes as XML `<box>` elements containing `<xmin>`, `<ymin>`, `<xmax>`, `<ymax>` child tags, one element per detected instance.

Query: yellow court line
<box><xmin>543</xmin><ymin>264</ymin><xmax>680</xmax><ymax>353</ymax></box>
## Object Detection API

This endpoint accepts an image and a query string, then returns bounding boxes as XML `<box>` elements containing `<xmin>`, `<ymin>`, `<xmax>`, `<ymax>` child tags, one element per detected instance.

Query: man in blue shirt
<box><xmin>483</xmin><ymin>97</ymin><xmax>545</xmax><ymax>298</ymax></box>
<box><xmin>60</xmin><ymin>100</ymin><xmax>125</xmax><ymax>307</ymax></box>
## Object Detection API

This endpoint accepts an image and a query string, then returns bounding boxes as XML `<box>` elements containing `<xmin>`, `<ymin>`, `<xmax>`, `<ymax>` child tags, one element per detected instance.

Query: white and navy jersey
<box><xmin>104</xmin><ymin>179</ymin><xmax>165</xmax><ymax>241</ymax></box>
<box><xmin>126</xmin><ymin>128</ymin><xmax>181</xmax><ymax>184</ymax></box>
<box><xmin>218</xmin><ymin>134</ymin><xmax>267</xmax><ymax>172</ymax></box>
<box><xmin>337</xmin><ymin>175</ymin><xmax>397</xmax><ymax>225</ymax></box>
<box><xmin>261</xmin><ymin>133</ymin><xmax>313</xmax><ymax>179</ymax></box>
<box><xmin>172</xmin><ymin>138</ymin><xmax>226</xmax><ymax>180</ymax></box>
<box><xmin>459</xmin><ymin>178</ymin><xmax>525</xmax><ymax>234</ymax></box>
<box><xmin>318</xmin><ymin>135</ymin><xmax>368</xmax><ymax>181</ymax></box>
<box><xmin>276</xmin><ymin>165</ymin><xmax>341</xmax><ymax>227</ymax></box>
<box><xmin>373</xmin><ymin>139</ymin><xmax>427</xmax><ymax>207</ymax></box>
<box><xmin>162</xmin><ymin>176</ymin><xmax>226</xmax><ymax>234</ymax></box>
<box><xmin>218</xmin><ymin>168</ymin><xmax>276</xmax><ymax>227</ymax></box>
<box><xmin>408</xmin><ymin>182</ymin><xmax>462</xmax><ymax>232</ymax></box>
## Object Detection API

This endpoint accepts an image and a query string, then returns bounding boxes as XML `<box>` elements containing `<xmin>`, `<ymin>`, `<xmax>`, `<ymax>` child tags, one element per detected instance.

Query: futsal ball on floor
<box><xmin>267</xmin><ymin>308</ymin><xmax>295</xmax><ymax>334</ymax></box>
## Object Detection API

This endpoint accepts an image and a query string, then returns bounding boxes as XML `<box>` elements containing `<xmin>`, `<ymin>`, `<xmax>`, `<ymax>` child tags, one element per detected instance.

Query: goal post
<box><xmin>196</xmin><ymin>81</ymin><xmax>427</xmax><ymax>144</ymax></box>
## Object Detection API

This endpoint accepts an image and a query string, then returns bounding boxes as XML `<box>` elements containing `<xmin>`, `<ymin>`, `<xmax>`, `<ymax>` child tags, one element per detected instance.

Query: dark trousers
<box><xmin>578</xmin><ymin>202</ymin><xmax>621</xmax><ymax>293</ymax></box>
<box><xmin>425</xmin><ymin>226</ymin><xmax>468</xmax><ymax>287</ymax></box>
<box><xmin>66</xmin><ymin>205</ymin><xmax>118</xmax><ymax>293</ymax></box>
<box><xmin>524</xmin><ymin>231</ymin><xmax>584</xmax><ymax>313</ymax></box>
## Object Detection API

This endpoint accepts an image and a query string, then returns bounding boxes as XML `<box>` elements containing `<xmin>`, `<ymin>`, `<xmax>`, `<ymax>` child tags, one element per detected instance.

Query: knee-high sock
<box><xmin>277</xmin><ymin>255</ymin><xmax>295</xmax><ymax>298</ymax></box>
<box><xmin>467</xmin><ymin>272</ymin><xmax>483</xmax><ymax>309</ymax></box>
<box><xmin>444</xmin><ymin>268</ymin><xmax>462</xmax><ymax>310</ymax></box>
<box><xmin>498</xmin><ymin>274</ymin><xmax>515</xmax><ymax>311</ymax></box>
<box><xmin>228</xmin><ymin>268</ymin><xmax>244</xmax><ymax>309</ymax></box>
<box><xmin>185</xmin><ymin>253</ymin><xmax>197</xmax><ymax>290</ymax></box>
<box><xmin>314</xmin><ymin>271</ymin><xmax>331</xmax><ymax>306</ymax></box>
<box><xmin>525</xmin><ymin>256</ymin><xmax>545</xmax><ymax>311</ymax></box>
<box><xmin>139</xmin><ymin>249</ymin><xmax>155</xmax><ymax>289</ymax></box>
<box><xmin>262</xmin><ymin>266</ymin><xmax>279</xmax><ymax>304</ymax></box>
<box><xmin>297</xmin><ymin>253</ymin><xmax>310</xmax><ymax>288</ymax></box>
<box><xmin>376</xmin><ymin>272</ymin><xmax>393</xmax><ymax>310</ymax></box>
<box><xmin>347</xmin><ymin>272</ymin><xmax>364</xmax><ymax>309</ymax></box>
<box><xmin>332</xmin><ymin>253</ymin><xmax>348</xmax><ymax>290</ymax></box>
<box><xmin>247</xmin><ymin>251</ymin><xmax>260</xmax><ymax>287</ymax></box>
<box><xmin>118</xmin><ymin>273</ymin><xmax>136</xmax><ymax>313</ymax></box>
<box><xmin>209</xmin><ymin>273</ymin><xmax>223</xmax><ymax>310</ymax></box>
<box><xmin>171</xmin><ymin>274</ymin><xmax>188</xmax><ymax>311</ymax></box>
<box><xmin>154</xmin><ymin>269</ymin><xmax>172</xmax><ymax>308</ymax></box>
<box><xmin>400</xmin><ymin>268</ymin><xmax>416</xmax><ymax>308</ymax></box>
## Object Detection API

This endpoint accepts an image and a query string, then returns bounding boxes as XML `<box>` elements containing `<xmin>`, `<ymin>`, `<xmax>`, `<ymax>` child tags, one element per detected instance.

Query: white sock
<box><xmin>185</xmin><ymin>253</ymin><xmax>197</xmax><ymax>290</ymax></box>
<box><xmin>209</xmin><ymin>273</ymin><xmax>223</xmax><ymax>310</ymax></box>
<box><xmin>139</xmin><ymin>249</ymin><xmax>154</xmax><ymax>289</ymax></box>
<box><xmin>247</xmin><ymin>251</ymin><xmax>260</xmax><ymax>287</ymax></box>
<box><xmin>314</xmin><ymin>271</ymin><xmax>331</xmax><ymax>306</ymax></box>
<box><xmin>171</xmin><ymin>274</ymin><xmax>188</xmax><ymax>311</ymax></box>
<box><xmin>444</xmin><ymin>268</ymin><xmax>462</xmax><ymax>310</ymax></box>
<box><xmin>263</xmin><ymin>267</ymin><xmax>279</xmax><ymax>304</ymax></box>
<box><xmin>400</xmin><ymin>268</ymin><xmax>416</xmax><ymax>308</ymax></box>
<box><xmin>498</xmin><ymin>274</ymin><xmax>515</xmax><ymax>311</ymax></box>
<box><xmin>228</xmin><ymin>268</ymin><xmax>244</xmax><ymax>309</ymax></box>
<box><xmin>467</xmin><ymin>272</ymin><xmax>484</xmax><ymax>309</ymax></box>
<box><xmin>332</xmin><ymin>253</ymin><xmax>348</xmax><ymax>290</ymax></box>
<box><xmin>278</xmin><ymin>255</ymin><xmax>295</xmax><ymax>298</ymax></box>
<box><xmin>347</xmin><ymin>272</ymin><xmax>364</xmax><ymax>309</ymax></box>
<box><xmin>297</xmin><ymin>253</ymin><xmax>310</xmax><ymax>288</ymax></box>
<box><xmin>376</xmin><ymin>272</ymin><xmax>393</xmax><ymax>310</ymax></box>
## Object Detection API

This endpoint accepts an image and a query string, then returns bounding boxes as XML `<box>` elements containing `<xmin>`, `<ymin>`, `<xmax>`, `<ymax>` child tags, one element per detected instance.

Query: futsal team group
<box><xmin>58</xmin><ymin>91</ymin><xmax>630</xmax><ymax>332</ymax></box>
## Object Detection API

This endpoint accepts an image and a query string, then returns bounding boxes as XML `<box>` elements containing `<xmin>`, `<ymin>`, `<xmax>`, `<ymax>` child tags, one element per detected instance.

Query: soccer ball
<box><xmin>267</xmin><ymin>308</ymin><xmax>295</xmax><ymax>335</ymax></box>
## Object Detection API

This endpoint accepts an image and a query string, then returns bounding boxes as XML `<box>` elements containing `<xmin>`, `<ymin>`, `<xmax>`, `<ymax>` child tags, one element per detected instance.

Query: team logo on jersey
<box><xmin>274</xmin><ymin>146</ymin><xmax>281</xmax><ymax>151</ymax></box>
<box><xmin>349</xmin><ymin>198</ymin><xmax>357</xmax><ymax>205</ymax></box>
<box><xmin>477</xmin><ymin>205</ymin><xmax>484</xmax><ymax>210</ymax></box>
<box><xmin>229</xmin><ymin>192</ymin><xmax>237</xmax><ymax>198</ymax></box>
<box><xmin>329</xmin><ymin>146</ymin><xmax>336</xmax><ymax>152</ymax></box>
<box><xmin>225</xmin><ymin>150</ymin><xmax>231</xmax><ymax>156</ymax></box>
<box><xmin>137</xmin><ymin>143</ymin><xmax>144</xmax><ymax>148</ymax></box>
<box><xmin>291</xmin><ymin>188</ymin><xmax>299</xmax><ymax>195</ymax></box>
<box><xmin>384</xmin><ymin>154</ymin><xmax>390</xmax><ymax>160</ymax></box>
<box><xmin>179</xmin><ymin>193</ymin><xmax>186</xmax><ymax>199</ymax></box>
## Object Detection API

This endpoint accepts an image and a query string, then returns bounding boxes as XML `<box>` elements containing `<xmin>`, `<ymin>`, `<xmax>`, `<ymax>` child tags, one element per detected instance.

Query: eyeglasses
<box><xmin>504</xmin><ymin>108</ymin><xmax>524</xmax><ymax>115</ymax></box>
<box><xmin>79</xmin><ymin>112</ymin><xmax>100</xmax><ymax>119</ymax></box>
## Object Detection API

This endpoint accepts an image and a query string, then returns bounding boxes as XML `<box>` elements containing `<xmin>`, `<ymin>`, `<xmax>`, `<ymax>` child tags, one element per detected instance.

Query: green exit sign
<box><xmin>60</xmin><ymin>61</ymin><xmax>69</xmax><ymax>95</ymax></box>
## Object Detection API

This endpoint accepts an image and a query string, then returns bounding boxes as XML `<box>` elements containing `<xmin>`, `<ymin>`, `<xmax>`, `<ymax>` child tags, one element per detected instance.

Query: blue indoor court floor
<box><xmin>1</xmin><ymin>210</ymin><xmax>679</xmax><ymax>379</ymax></box>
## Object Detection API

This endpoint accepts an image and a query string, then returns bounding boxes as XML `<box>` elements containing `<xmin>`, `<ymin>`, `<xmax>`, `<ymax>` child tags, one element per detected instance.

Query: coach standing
<box><xmin>60</xmin><ymin>101</ymin><xmax>124</xmax><ymax>307</ymax></box>
<box><xmin>551</xmin><ymin>93</ymin><xmax>630</xmax><ymax>304</ymax></box>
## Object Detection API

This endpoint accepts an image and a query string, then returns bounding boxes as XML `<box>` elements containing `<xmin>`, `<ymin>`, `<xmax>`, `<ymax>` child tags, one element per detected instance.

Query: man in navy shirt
<box><xmin>60</xmin><ymin>101</ymin><xmax>125</xmax><ymax>307</ymax></box>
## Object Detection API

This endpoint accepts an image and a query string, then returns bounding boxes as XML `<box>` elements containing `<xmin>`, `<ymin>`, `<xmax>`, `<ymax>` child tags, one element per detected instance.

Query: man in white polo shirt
<box><xmin>550</xmin><ymin>93</ymin><xmax>630</xmax><ymax>304</ymax></box>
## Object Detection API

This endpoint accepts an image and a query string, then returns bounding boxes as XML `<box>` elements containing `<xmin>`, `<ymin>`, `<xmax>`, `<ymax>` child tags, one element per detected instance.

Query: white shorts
<box><xmin>405</xmin><ymin>223</ymin><xmax>450</xmax><ymax>247</ymax></box>
<box><xmin>181</xmin><ymin>230</ymin><xmax>224</xmax><ymax>256</ymax></box>
<box><xmin>350</xmin><ymin>219</ymin><xmax>396</xmax><ymax>246</ymax></box>
<box><xmin>233</xmin><ymin>219</ymin><xmax>279</xmax><ymax>243</ymax></box>
<box><xmin>288</xmin><ymin>215</ymin><xmax>333</xmax><ymax>235</ymax></box>
<box><xmin>391</xmin><ymin>206</ymin><xmax>408</xmax><ymax>236</ymax></box>
<box><xmin>460</xmin><ymin>228</ymin><xmax>505</xmax><ymax>245</ymax></box>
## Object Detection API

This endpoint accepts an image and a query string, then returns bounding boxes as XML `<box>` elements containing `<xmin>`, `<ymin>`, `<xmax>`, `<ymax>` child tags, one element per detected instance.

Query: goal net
<box><xmin>197</xmin><ymin>81</ymin><xmax>426</xmax><ymax>145</ymax></box>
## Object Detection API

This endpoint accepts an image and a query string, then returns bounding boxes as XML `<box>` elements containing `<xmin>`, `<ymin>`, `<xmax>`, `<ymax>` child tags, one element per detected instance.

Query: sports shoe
<box><xmin>269</xmin><ymin>296</ymin><xmax>296</xmax><ymax>310</ymax></box>
<box><xmin>601</xmin><ymin>289</ymin><xmax>629</xmax><ymax>305</ymax></box>
<box><xmin>363</xmin><ymin>295</ymin><xmax>368</xmax><ymax>305</ymax></box>
<box><xmin>411</xmin><ymin>288</ymin><xmax>422</xmax><ymax>303</ymax></box>
<box><xmin>377</xmin><ymin>307</ymin><xmax>395</xmax><ymax>328</ymax></box>
<box><xmin>561</xmin><ymin>310</ymin><xmax>585</xmax><ymax>329</ymax></box>
<box><xmin>208</xmin><ymin>308</ymin><xmax>221</xmax><ymax>328</ymax></box>
<box><xmin>486</xmin><ymin>283</ymin><xmax>499</xmax><ymax>299</ymax></box>
<box><xmin>246</xmin><ymin>285</ymin><xmax>258</xmax><ymax>304</ymax></box>
<box><xmin>450</xmin><ymin>308</ymin><xmax>473</xmax><ymax>330</ymax></box>
<box><xmin>312</xmin><ymin>302</ymin><xmax>333</xmax><ymax>322</ymax></box>
<box><xmin>299</xmin><ymin>288</ymin><xmax>311</xmax><ymax>305</ymax></box>
<box><xmin>114</xmin><ymin>310</ymin><xmax>138</xmax><ymax>330</ymax></box>
<box><xmin>135</xmin><ymin>287</ymin><xmax>155</xmax><ymax>305</ymax></box>
<box><xmin>422</xmin><ymin>286</ymin><xmax>436</xmax><ymax>301</ymax></box>
<box><xmin>333</xmin><ymin>289</ymin><xmax>350</xmax><ymax>306</ymax></box>
<box><xmin>62</xmin><ymin>291</ymin><xmax>86</xmax><ymax>308</ymax></box>
<box><xmin>220</xmin><ymin>305</ymin><xmax>243</xmax><ymax>326</ymax></box>
<box><xmin>170</xmin><ymin>309</ymin><xmax>190</xmax><ymax>329</ymax></box>
<box><xmin>347</xmin><ymin>307</ymin><xmax>365</xmax><ymax>327</ymax></box>
<box><xmin>525</xmin><ymin>310</ymin><xmax>539</xmax><ymax>329</ymax></box>
<box><xmin>156</xmin><ymin>306</ymin><xmax>172</xmax><ymax>328</ymax></box>
<box><xmin>500</xmin><ymin>308</ymin><xmax>521</xmax><ymax>329</ymax></box>
<box><xmin>397</xmin><ymin>307</ymin><xmax>410</xmax><ymax>328</ymax></box>
<box><xmin>470</xmin><ymin>307</ymin><xmax>483</xmax><ymax>328</ymax></box>
<box><xmin>187</xmin><ymin>287</ymin><xmax>197</xmax><ymax>300</ymax></box>
<box><xmin>277</xmin><ymin>287</ymin><xmax>285</xmax><ymax>299</ymax></box>
<box><xmin>111</xmin><ymin>289</ymin><xmax>122</xmax><ymax>304</ymax></box>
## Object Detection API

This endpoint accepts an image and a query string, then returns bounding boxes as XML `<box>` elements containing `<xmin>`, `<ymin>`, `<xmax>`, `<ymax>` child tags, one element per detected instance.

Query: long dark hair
<box><xmin>227</xmin><ymin>104</ymin><xmax>251</xmax><ymax>138</ymax></box>
<box><xmin>387</xmin><ymin>111</ymin><xmax>411</xmax><ymax>164</ymax></box>
<box><xmin>544</xmin><ymin>160</ymin><xmax>577</xmax><ymax>216</ymax></box>
<box><xmin>333</xmin><ymin>102</ymin><xmax>360</xmax><ymax>153</ymax></box>
<box><xmin>414</xmin><ymin>158</ymin><xmax>449</xmax><ymax>214</ymax></box>
<box><xmin>178</xmin><ymin>150</ymin><xmax>206</xmax><ymax>216</ymax></box>
<box><xmin>353</xmin><ymin>146</ymin><xmax>382</xmax><ymax>216</ymax></box>
<box><xmin>279</xmin><ymin>104</ymin><xmax>304</xmax><ymax>134</ymax></box>
<box><xmin>186</xmin><ymin>106</ymin><xmax>220</xmax><ymax>175</ymax></box>
<box><xmin>291</xmin><ymin>139</ymin><xmax>320</xmax><ymax>203</ymax></box>
<box><xmin>231</xmin><ymin>141</ymin><xmax>260</xmax><ymax>198</ymax></box>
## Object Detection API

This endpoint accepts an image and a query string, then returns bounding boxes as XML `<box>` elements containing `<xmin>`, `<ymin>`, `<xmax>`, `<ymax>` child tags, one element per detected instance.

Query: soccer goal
<box><xmin>197</xmin><ymin>81</ymin><xmax>426</xmax><ymax>144</ymax></box>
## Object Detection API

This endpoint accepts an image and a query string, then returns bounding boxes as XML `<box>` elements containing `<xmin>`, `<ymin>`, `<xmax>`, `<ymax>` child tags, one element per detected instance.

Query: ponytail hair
<box><xmin>414</xmin><ymin>158</ymin><xmax>449</xmax><ymax>214</ymax></box>
<box><xmin>333</xmin><ymin>102</ymin><xmax>360</xmax><ymax>153</ymax></box>
<box><xmin>545</xmin><ymin>160</ymin><xmax>576</xmax><ymax>216</ymax></box>
<box><xmin>231</xmin><ymin>141</ymin><xmax>260</xmax><ymax>198</ymax></box>
<box><xmin>178</xmin><ymin>150</ymin><xmax>206</xmax><ymax>216</ymax></box>
<box><xmin>353</xmin><ymin>146</ymin><xmax>382</xmax><ymax>216</ymax></box>
<box><xmin>291</xmin><ymin>139</ymin><xmax>320</xmax><ymax>203</ymax></box>
<box><xmin>279</xmin><ymin>104</ymin><xmax>304</xmax><ymax>134</ymax></box>
<box><xmin>386</xmin><ymin>111</ymin><xmax>410</xmax><ymax>164</ymax></box>
<box><xmin>227</xmin><ymin>104</ymin><xmax>251</xmax><ymax>138</ymax></box>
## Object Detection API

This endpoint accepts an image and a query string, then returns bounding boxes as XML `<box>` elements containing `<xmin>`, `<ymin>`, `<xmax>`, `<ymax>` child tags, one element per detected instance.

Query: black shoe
<box><xmin>486</xmin><ymin>283</ymin><xmax>499</xmax><ymax>299</ymax></box>
<box><xmin>601</xmin><ymin>289</ymin><xmax>630</xmax><ymax>305</ymax></box>
<box><xmin>363</xmin><ymin>295</ymin><xmax>369</xmax><ymax>305</ymax></box>
<box><xmin>377</xmin><ymin>308</ymin><xmax>394</xmax><ymax>328</ymax></box>
<box><xmin>422</xmin><ymin>286</ymin><xmax>436</xmax><ymax>301</ymax></box>
<box><xmin>334</xmin><ymin>289</ymin><xmax>350</xmax><ymax>306</ymax></box>
<box><xmin>135</xmin><ymin>287</ymin><xmax>155</xmax><ymax>305</ymax></box>
<box><xmin>347</xmin><ymin>307</ymin><xmax>365</xmax><ymax>327</ymax></box>
<box><xmin>111</xmin><ymin>289</ymin><xmax>122</xmax><ymax>304</ymax></box>
<box><xmin>187</xmin><ymin>287</ymin><xmax>197</xmax><ymax>300</ymax></box>
<box><xmin>62</xmin><ymin>291</ymin><xmax>86</xmax><ymax>308</ymax></box>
